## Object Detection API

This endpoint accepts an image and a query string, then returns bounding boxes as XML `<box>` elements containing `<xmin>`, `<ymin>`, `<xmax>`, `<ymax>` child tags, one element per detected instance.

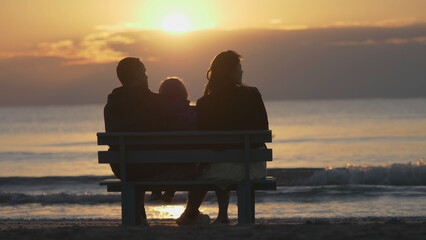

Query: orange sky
<box><xmin>1</xmin><ymin>0</ymin><xmax>425</xmax><ymax>49</ymax></box>
<box><xmin>0</xmin><ymin>0</ymin><xmax>425</xmax><ymax>105</ymax></box>
<box><xmin>1</xmin><ymin>0</ymin><xmax>425</xmax><ymax>64</ymax></box>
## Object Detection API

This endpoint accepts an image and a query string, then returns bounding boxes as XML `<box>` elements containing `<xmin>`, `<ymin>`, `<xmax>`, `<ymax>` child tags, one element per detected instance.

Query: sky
<box><xmin>0</xmin><ymin>0</ymin><xmax>426</xmax><ymax>105</ymax></box>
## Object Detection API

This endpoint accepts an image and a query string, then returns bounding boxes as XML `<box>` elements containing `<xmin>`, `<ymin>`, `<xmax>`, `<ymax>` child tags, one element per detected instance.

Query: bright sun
<box><xmin>162</xmin><ymin>14</ymin><xmax>192</xmax><ymax>33</ymax></box>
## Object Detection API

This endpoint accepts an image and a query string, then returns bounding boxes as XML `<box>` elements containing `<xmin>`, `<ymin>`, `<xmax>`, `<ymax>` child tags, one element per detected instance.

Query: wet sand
<box><xmin>1</xmin><ymin>219</ymin><xmax>425</xmax><ymax>240</ymax></box>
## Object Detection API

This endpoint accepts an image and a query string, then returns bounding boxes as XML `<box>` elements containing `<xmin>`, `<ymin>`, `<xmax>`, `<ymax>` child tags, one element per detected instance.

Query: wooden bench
<box><xmin>97</xmin><ymin>130</ymin><xmax>276</xmax><ymax>226</ymax></box>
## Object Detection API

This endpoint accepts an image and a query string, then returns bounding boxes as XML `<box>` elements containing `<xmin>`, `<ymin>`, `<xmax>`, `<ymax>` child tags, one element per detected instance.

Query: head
<box><xmin>159</xmin><ymin>77</ymin><xmax>188</xmax><ymax>101</ymax></box>
<box><xmin>116</xmin><ymin>57</ymin><xmax>148</xmax><ymax>88</ymax></box>
<box><xmin>204</xmin><ymin>50</ymin><xmax>243</xmax><ymax>95</ymax></box>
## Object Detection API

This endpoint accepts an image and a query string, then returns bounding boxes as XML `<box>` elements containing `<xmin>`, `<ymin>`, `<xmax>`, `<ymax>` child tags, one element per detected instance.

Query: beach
<box><xmin>1</xmin><ymin>219</ymin><xmax>425</xmax><ymax>240</ymax></box>
<box><xmin>1</xmin><ymin>100</ymin><xmax>426</xmax><ymax>238</ymax></box>
<box><xmin>2</xmin><ymin>0</ymin><xmax>426</xmax><ymax>238</ymax></box>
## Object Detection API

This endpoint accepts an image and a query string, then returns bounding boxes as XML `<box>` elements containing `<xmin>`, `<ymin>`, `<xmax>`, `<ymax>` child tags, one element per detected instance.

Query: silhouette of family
<box><xmin>104</xmin><ymin>50</ymin><xmax>269</xmax><ymax>226</ymax></box>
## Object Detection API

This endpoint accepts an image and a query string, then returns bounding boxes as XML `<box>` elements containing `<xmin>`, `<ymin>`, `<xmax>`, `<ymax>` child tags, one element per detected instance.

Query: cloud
<box><xmin>0</xmin><ymin>22</ymin><xmax>169</xmax><ymax>65</ymax></box>
<box><xmin>332</xmin><ymin>36</ymin><xmax>426</xmax><ymax>46</ymax></box>
<box><xmin>278</xmin><ymin>25</ymin><xmax>308</xmax><ymax>30</ymax></box>
<box><xmin>374</xmin><ymin>17</ymin><xmax>418</xmax><ymax>27</ymax></box>
<box><xmin>266</xmin><ymin>18</ymin><xmax>308</xmax><ymax>30</ymax></box>
<box><xmin>268</xmin><ymin>18</ymin><xmax>282</xmax><ymax>25</ymax></box>
<box><xmin>413</xmin><ymin>36</ymin><xmax>426</xmax><ymax>44</ymax></box>
<box><xmin>332</xmin><ymin>39</ymin><xmax>379</xmax><ymax>46</ymax></box>
<box><xmin>0</xmin><ymin>30</ymin><xmax>136</xmax><ymax>65</ymax></box>
<box><xmin>331</xmin><ymin>17</ymin><xmax>418</xmax><ymax>28</ymax></box>
<box><xmin>95</xmin><ymin>22</ymin><xmax>145</xmax><ymax>32</ymax></box>
<box><xmin>266</xmin><ymin>17</ymin><xmax>419</xmax><ymax>31</ymax></box>
<box><xmin>2</xmin><ymin>26</ymin><xmax>426</xmax><ymax>106</ymax></box>
<box><xmin>266</xmin><ymin>22</ymin><xmax>308</xmax><ymax>30</ymax></box>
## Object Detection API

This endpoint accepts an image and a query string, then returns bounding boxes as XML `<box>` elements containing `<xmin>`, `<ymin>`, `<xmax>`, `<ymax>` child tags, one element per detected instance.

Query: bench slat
<box><xmin>97</xmin><ymin>130</ymin><xmax>272</xmax><ymax>145</ymax></box>
<box><xmin>98</xmin><ymin>148</ymin><xmax>272</xmax><ymax>163</ymax></box>
<box><xmin>100</xmin><ymin>177</ymin><xmax>277</xmax><ymax>192</ymax></box>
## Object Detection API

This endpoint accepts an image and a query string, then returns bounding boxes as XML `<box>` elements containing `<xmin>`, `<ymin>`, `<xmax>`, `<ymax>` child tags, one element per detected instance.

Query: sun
<box><xmin>162</xmin><ymin>14</ymin><xmax>192</xmax><ymax>33</ymax></box>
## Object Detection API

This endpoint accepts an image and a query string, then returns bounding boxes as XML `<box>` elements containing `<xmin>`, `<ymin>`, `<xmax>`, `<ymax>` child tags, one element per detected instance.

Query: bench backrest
<box><xmin>97</xmin><ymin>130</ymin><xmax>272</xmax><ymax>182</ymax></box>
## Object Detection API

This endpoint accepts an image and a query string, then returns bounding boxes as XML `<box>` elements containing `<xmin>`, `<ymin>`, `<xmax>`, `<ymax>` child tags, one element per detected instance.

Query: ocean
<box><xmin>1</xmin><ymin>99</ymin><xmax>426</xmax><ymax>221</ymax></box>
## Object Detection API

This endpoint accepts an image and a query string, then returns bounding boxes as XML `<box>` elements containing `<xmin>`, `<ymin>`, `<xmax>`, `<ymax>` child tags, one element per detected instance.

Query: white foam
<box><xmin>296</xmin><ymin>159</ymin><xmax>426</xmax><ymax>185</ymax></box>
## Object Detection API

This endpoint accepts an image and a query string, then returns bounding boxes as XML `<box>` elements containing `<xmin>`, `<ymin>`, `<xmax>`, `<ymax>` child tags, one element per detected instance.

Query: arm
<box><xmin>241</xmin><ymin>87</ymin><xmax>269</xmax><ymax>131</ymax></box>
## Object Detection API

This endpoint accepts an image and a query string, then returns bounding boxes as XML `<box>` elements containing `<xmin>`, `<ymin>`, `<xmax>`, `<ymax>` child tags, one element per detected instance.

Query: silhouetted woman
<box><xmin>196</xmin><ymin>50</ymin><xmax>269</xmax><ymax>223</ymax></box>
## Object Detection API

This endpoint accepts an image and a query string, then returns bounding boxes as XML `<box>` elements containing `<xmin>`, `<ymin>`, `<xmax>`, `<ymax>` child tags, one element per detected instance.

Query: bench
<box><xmin>97</xmin><ymin>130</ymin><xmax>276</xmax><ymax>226</ymax></box>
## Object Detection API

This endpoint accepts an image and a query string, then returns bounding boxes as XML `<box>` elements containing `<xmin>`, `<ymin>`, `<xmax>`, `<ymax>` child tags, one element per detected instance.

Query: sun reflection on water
<box><xmin>148</xmin><ymin>205</ymin><xmax>185</xmax><ymax>219</ymax></box>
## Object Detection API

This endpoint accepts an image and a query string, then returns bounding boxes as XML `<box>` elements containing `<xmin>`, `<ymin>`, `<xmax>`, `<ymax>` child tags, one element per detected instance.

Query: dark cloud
<box><xmin>0</xmin><ymin>25</ymin><xmax>425</xmax><ymax>106</ymax></box>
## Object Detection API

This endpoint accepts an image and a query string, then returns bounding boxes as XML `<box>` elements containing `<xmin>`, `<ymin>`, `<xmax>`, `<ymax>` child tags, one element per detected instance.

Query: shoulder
<box><xmin>233</xmin><ymin>85</ymin><xmax>263</xmax><ymax>102</ymax></box>
<box><xmin>146</xmin><ymin>89</ymin><xmax>161</xmax><ymax>98</ymax></box>
<box><xmin>147</xmin><ymin>90</ymin><xmax>166</xmax><ymax>104</ymax></box>
<box><xmin>196</xmin><ymin>95</ymin><xmax>210</xmax><ymax>107</ymax></box>
<box><xmin>196</xmin><ymin>86</ymin><xmax>262</xmax><ymax>104</ymax></box>
<box><xmin>237</xmin><ymin>85</ymin><xmax>261</xmax><ymax>95</ymax></box>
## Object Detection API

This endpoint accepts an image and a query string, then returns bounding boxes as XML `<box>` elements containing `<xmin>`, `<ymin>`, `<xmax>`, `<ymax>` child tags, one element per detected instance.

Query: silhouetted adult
<box><xmin>177</xmin><ymin>50</ymin><xmax>269</xmax><ymax>224</ymax></box>
<box><xmin>104</xmin><ymin>58</ymin><xmax>172</xmax><ymax>179</ymax></box>
<box><xmin>104</xmin><ymin>57</ymin><xmax>196</xmax><ymax>225</ymax></box>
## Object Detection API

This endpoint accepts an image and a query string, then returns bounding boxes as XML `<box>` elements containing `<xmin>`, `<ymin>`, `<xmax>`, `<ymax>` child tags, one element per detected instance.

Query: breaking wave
<box><xmin>294</xmin><ymin>159</ymin><xmax>426</xmax><ymax>186</ymax></box>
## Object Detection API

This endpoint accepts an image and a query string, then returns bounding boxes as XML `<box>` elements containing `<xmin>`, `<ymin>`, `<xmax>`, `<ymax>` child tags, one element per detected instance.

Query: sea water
<box><xmin>1</xmin><ymin>99</ymin><xmax>426</xmax><ymax>221</ymax></box>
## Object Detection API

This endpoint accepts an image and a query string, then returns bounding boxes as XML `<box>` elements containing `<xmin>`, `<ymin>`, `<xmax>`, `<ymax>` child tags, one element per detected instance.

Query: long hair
<box><xmin>204</xmin><ymin>50</ymin><xmax>242</xmax><ymax>96</ymax></box>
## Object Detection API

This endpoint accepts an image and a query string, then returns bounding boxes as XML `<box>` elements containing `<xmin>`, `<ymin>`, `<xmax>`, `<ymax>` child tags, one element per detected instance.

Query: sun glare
<box><xmin>149</xmin><ymin>205</ymin><xmax>185</xmax><ymax>218</ymax></box>
<box><xmin>162</xmin><ymin>14</ymin><xmax>192</xmax><ymax>33</ymax></box>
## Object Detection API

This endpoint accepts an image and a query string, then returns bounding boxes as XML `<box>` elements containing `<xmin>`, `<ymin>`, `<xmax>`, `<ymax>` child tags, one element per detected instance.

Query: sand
<box><xmin>1</xmin><ymin>219</ymin><xmax>425</xmax><ymax>240</ymax></box>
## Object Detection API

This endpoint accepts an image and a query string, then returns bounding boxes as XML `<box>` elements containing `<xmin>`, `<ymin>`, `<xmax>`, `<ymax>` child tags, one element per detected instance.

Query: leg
<box><xmin>182</xmin><ymin>190</ymin><xmax>207</xmax><ymax>216</ymax></box>
<box><xmin>214</xmin><ymin>190</ymin><xmax>230</xmax><ymax>223</ymax></box>
<box><xmin>149</xmin><ymin>191</ymin><xmax>162</xmax><ymax>201</ymax></box>
<box><xmin>134</xmin><ymin>190</ymin><xmax>147</xmax><ymax>225</ymax></box>
<box><xmin>163</xmin><ymin>190</ymin><xmax>176</xmax><ymax>198</ymax></box>
<box><xmin>161</xmin><ymin>190</ymin><xmax>176</xmax><ymax>203</ymax></box>
<box><xmin>176</xmin><ymin>190</ymin><xmax>210</xmax><ymax>225</ymax></box>
<box><xmin>250</xmin><ymin>189</ymin><xmax>255</xmax><ymax>223</ymax></box>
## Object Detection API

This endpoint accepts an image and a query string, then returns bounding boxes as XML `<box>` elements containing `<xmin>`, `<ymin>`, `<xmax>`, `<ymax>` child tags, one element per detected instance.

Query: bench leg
<box><xmin>237</xmin><ymin>182</ymin><xmax>254</xmax><ymax>224</ymax></box>
<box><xmin>251</xmin><ymin>189</ymin><xmax>255</xmax><ymax>223</ymax></box>
<box><xmin>121</xmin><ymin>184</ymin><xmax>136</xmax><ymax>227</ymax></box>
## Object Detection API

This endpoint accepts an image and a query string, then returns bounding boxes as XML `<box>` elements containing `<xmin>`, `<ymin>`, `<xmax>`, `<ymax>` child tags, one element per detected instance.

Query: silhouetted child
<box><xmin>149</xmin><ymin>77</ymin><xmax>196</xmax><ymax>203</ymax></box>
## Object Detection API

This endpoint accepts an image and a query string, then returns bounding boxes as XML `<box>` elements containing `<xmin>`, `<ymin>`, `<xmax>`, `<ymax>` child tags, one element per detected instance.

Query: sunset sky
<box><xmin>1</xmin><ymin>0</ymin><xmax>426</xmax><ymax>105</ymax></box>
<box><xmin>2</xmin><ymin>0</ymin><xmax>425</xmax><ymax>48</ymax></box>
